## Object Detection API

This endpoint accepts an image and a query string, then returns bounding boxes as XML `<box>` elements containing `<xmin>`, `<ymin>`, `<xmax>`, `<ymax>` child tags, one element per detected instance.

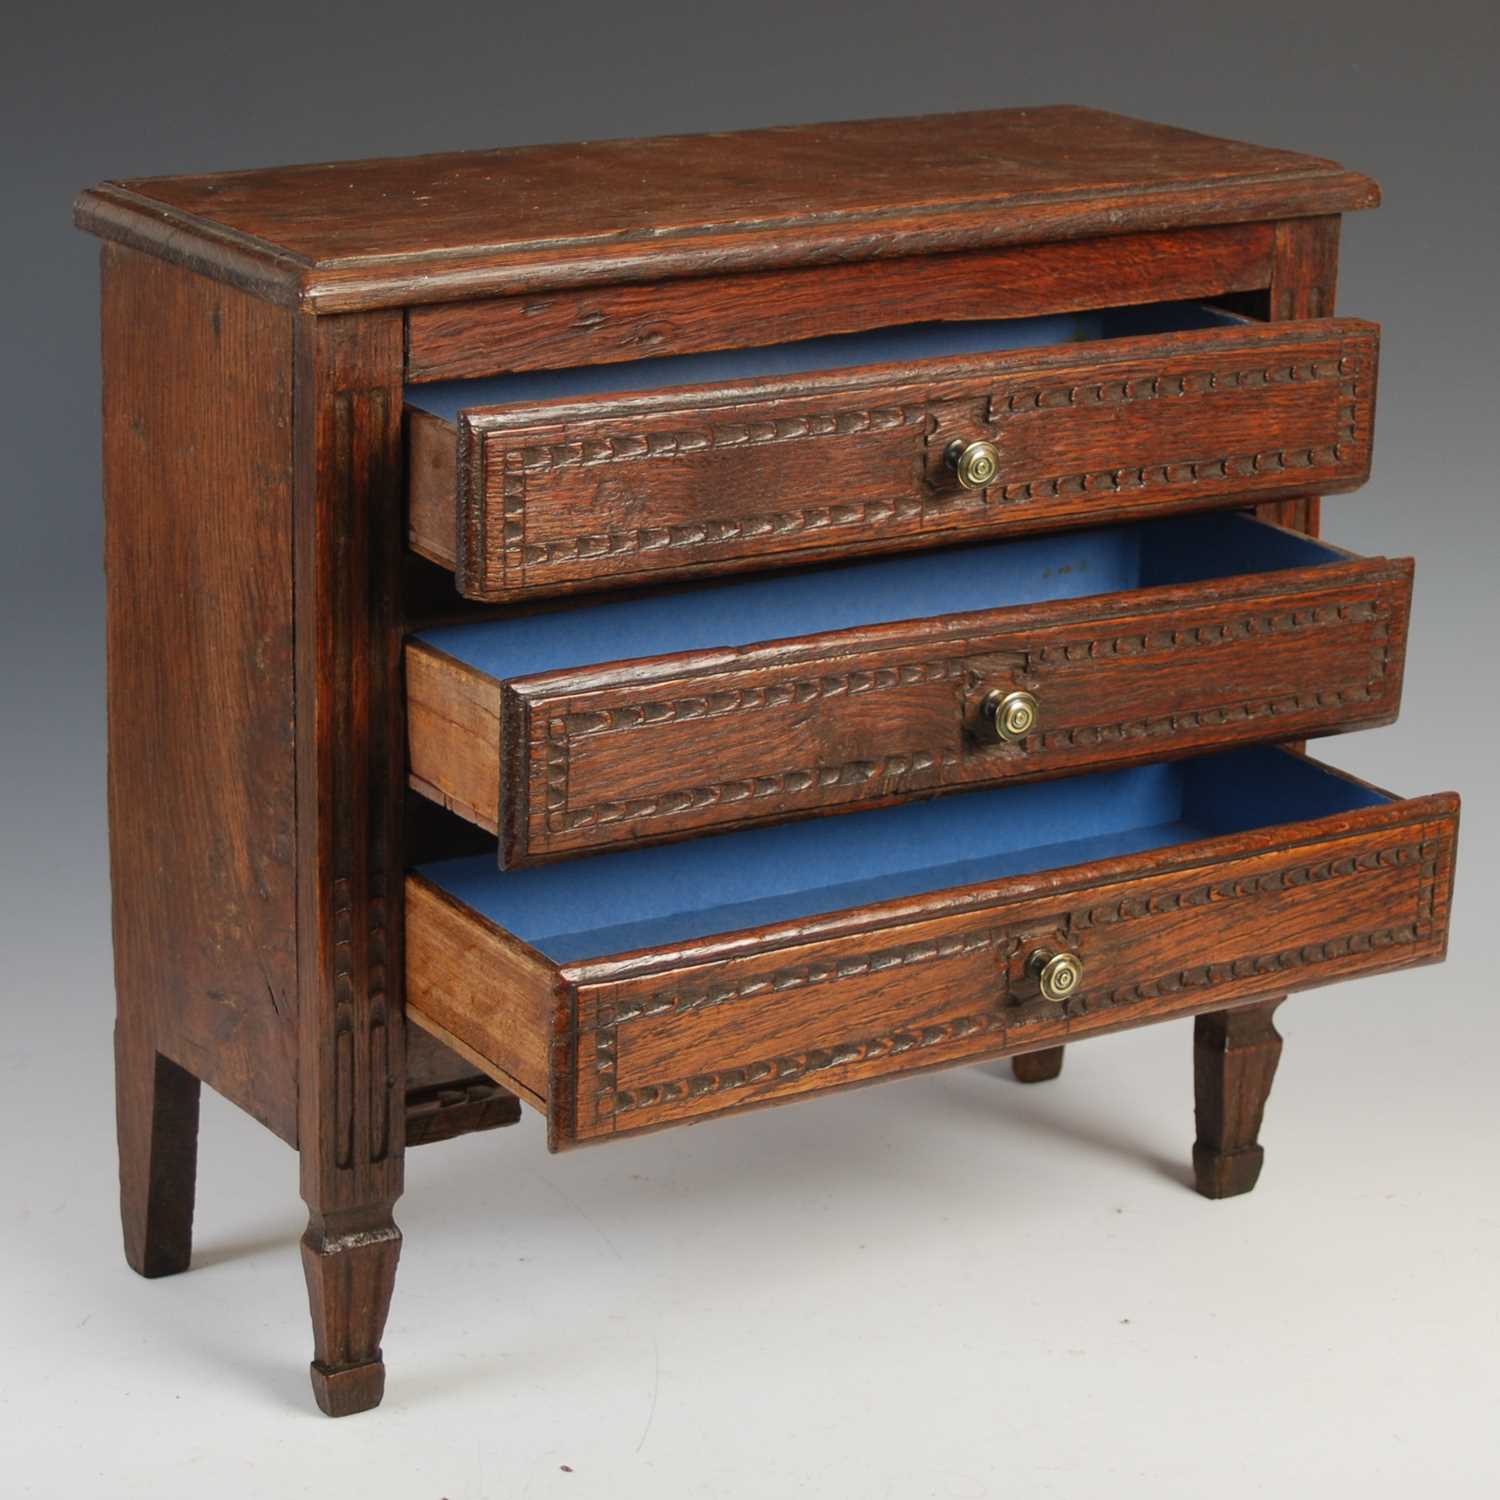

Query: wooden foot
<box><xmin>1011</xmin><ymin>1047</ymin><xmax>1065</xmax><ymax>1084</ymax></box>
<box><xmin>115</xmin><ymin>1024</ymin><xmax>201</xmax><ymax>1278</ymax></box>
<box><xmin>1193</xmin><ymin>999</ymin><xmax>1284</xmax><ymax>1199</ymax></box>
<box><xmin>301</xmin><ymin>1208</ymin><xmax>402</xmax><ymax>1417</ymax></box>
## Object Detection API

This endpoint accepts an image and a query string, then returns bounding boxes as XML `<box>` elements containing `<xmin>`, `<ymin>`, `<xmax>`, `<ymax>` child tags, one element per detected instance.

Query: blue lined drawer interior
<box><xmin>416</xmin><ymin>511</ymin><xmax>1341</xmax><ymax>683</ymax></box>
<box><xmin>408</xmin><ymin>299</ymin><xmax>1365</xmax><ymax>966</ymax></box>
<box><xmin>419</xmin><ymin>748</ymin><xmax>1388</xmax><ymax>964</ymax></box>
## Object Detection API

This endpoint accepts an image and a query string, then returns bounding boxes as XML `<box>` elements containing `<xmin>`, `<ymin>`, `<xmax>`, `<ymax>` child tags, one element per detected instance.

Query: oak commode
<box><xmin>76</xmin><ymin>107</ymin><xmax>1458</xmax><ymax>1417</ymax></box>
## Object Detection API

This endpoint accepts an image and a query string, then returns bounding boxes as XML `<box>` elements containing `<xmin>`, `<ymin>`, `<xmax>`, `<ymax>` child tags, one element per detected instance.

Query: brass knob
<box><xmin>945</xmin><ymin>437</ymin><xmax>1001</xmax><ymax>490</ymax></box>
<box><xmin>984</xmin><ymin>689</ymin><xmax>1039</xmax><ymax>744</ymax></box>
<box><xmin>1027</xmin><ymin>948</ymin><xmax>1084</xmax><ymax>1003</ymax></box>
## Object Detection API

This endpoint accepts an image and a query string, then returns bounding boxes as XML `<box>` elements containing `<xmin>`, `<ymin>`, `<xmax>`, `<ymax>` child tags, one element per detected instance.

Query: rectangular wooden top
<box><xmin>75</xmin><ymin>106</ymin><xmax>1378</xmax><ymax>313</ymax></box>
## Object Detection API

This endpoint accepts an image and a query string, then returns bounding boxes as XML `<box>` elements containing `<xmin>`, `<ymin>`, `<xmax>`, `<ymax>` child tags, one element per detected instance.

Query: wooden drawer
<box><xmin>405</xmin><ymin>746</ymin><xmax>1457</xmax><ymax>1149</ymax></box>
<box><xmin>406</xmin><ymin>303</ymin><xmax>1379</xmax><ymax>601</ymax></box>
<box><xmin>407</xmin><ymin>513</ymin><xmax>1411</xmax><ymax>866</ymax></box>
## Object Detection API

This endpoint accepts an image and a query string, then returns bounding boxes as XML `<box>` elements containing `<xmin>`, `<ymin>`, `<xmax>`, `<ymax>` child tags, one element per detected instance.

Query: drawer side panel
<box><xmin>406</xmin><ymin>643</ymin><xmax>502</xmax><ymax>832</ymax></box>
<box><xmin>405</xmin><ymin>878</ymin><xmax>558</xmax><ymax>1109</ymax></box>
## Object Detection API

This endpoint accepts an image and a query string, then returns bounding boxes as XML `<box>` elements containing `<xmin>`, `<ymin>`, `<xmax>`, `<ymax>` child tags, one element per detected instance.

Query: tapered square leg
<box><xmin>1012</xmin><ymin>1046</ymin><xmax>1065</xmax><ymax>1084</ymax></box>
<box><xmin>1193</xmin><ymin>999</ymin><xmax>1284</xmax><ymax>1199</ymax></box>
<box><xmin>294</xmin><ymin>311</ymin><xmax>408</xmax><ymax>1417</ymax></box>
<box><xmin>301</xmin><ymin>1208</ymin><xmax>402</xmax><ymax>1417</ymax></box>
<box><xmin>115</xmin><ymin>1023</ymin><xmax>201</xmax><ymax>1278</ymax></box>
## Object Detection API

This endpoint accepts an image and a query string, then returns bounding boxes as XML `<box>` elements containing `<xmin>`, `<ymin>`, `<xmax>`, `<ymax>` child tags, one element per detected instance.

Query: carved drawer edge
<box><xmin>590</xmin><ymin>827</ymin><xmax>1448</xmax><ymax>1128</ymax></box>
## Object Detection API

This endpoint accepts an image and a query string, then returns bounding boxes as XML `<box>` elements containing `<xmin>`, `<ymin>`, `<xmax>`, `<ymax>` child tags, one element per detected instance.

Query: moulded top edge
<box><xmin>73</xmin><ymin>106</ymin><xmax>1380</xmax><ymax>313</ymax></box>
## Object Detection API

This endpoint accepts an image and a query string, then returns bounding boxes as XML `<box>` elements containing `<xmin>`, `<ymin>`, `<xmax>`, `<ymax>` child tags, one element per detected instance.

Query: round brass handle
<box><xmin>984</xmin><ymin>689</ymin><xmax>1040</xmax><ymax>744</ymax></box>
<box><xmin>945</xmin><ymin>437</ymin><xmax>1001</xmax><ymax>490</ymax></box>
<box><xmin>1027</xmin><ymin>948</ymin><xmax>1084</xmax><ymax>1003</ymax></box>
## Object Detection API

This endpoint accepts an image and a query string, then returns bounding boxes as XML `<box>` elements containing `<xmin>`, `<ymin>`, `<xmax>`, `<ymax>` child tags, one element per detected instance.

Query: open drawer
<box><xmin>405</xmin><ymin>746</ymin><xmax>1458</xmax><ymax>1149</ymax></box>
<box><xmin>405</xmin><ymin>301</ymin><xmax>1379</xmax><ymax>601</ymax></box>
<box><xmin>407</xmin><ymin>513</ymin><xmax>1411</xmax><ymax>866</ymax></box>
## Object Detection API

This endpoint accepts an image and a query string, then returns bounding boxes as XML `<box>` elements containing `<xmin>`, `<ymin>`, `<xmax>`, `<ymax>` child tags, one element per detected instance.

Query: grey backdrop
<box><xmin>3</xmin><ymin>4</ymin><xmax>1496</xmax><ymax>1495</ymax></box>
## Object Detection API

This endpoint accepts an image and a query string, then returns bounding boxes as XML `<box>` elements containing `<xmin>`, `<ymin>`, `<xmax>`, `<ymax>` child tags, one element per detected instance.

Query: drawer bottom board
<box><xmin>406</xmin><ymin>746</ymin><xmax>1457</xmax><ymax>1148</ymax></box>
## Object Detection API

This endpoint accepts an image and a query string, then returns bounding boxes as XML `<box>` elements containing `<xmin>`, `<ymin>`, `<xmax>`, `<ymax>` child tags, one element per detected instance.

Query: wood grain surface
<box><xmin>75</xmin><ymin>108</ymin><xmax>1378</xmax><ymax>311</ymax></box>
<box><xmin>405</xmin><ymin>878</ymin><xmax>559</xmax><ymax>1112</ymax></box>
<box><xmin>405</xmin><ymin>544</ymin><xmax>1411</xmax><ymax>864</ymax></box>
<box><xmin>1256</xmin><ymin>216</ymin><xmax>1343</xmax><ymax>536</ymax></box>
<box><xmin>408</xmin><ymin>317</ymin><xmax>1378</xmax><ymax>600</ymax></box>
<box><xmin>403</xmin><ymin>764</ymin><xmax>1457</xmax><ymax>1148</ymax></box>
<box><xmin>77</xmin><ymin>106</ymin><xmax>1444</xmax><ymax>1417</ymax></box>
<box><xmin>1193</xmin><ymin>999</ymin><xmax>1285</xmax><ymax>1197</ymax></box>
<box><xmin>102</xmin><ymin>246</ymin><xmax>299</xmax><ymax>1146</ymax></box>
<box><xmin>293</xmin><ymin>309</ymin><xmax>408</xmax><ymax>1416</ymax></box>
<box><xmin>406</xmin><ymin>224</ymin><xmax>1275</xmax><ymax>382</ymax></box>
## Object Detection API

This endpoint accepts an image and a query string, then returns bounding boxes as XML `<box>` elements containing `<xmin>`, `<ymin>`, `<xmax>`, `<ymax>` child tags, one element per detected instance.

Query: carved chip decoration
<box><xmin>489</xmin><ymin>345</ymin><xmax>1366</xmax><ymax>585</ymax></box>
<box><xmin>539</xmin><ymin>658</ymin><xmax>966</xmax><ymax>836</ymax></box>
<box><xmin>593</xmin><ymin>834</ymin><xmax>1438</xmax><ymax>1122</ymax></box>
<box><xmin>982</xmin><ymin>351</ymin><xmax>1364</xmax><ymax>505</ymax></box>
<box><xmin>535</xmin><ymin>590</ymin><xmax>1390</xmax><ymax>841</ymax></box>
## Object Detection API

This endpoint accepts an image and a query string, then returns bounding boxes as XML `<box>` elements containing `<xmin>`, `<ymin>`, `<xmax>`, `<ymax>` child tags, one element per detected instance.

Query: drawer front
<box><xmin>407</xmin><ymin>548</ymin><xmax>1412</xmax><ymax>864</ymax></box>
<box><xmin>415</xmin><ymin>318</ymin><xmax>1378</xmax><ymax>601</ymax></box>
<box><xmin>569</xmin><ymin>804</ymin><xmax>1452</xmax><ymax>1144</ymax></box>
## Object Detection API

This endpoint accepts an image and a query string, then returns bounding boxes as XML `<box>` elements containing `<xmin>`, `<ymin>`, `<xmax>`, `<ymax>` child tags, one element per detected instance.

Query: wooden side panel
<box><xmin>1258</xmin><ymin>215</ymin><xmax>1343</xmax><ymax>536</ymax></box>
<box><xmin>443</xmin><ymin>319</ymin><xmax>1377</xmax><ymax>601</ymax></box>
<box><xmin>405</xmin><ymin>224</ymin><xmax>1275</xmax><ymax>381</ymax></box>
<box><xmin>401</xmin><ymin>555</ymin><xmax>1411</xmax><ymax>862</ymax></box>
<box><xmin>1270</xmin><ymin>216</ymin><xmax>1341</xmax><ymax>320</ymax></box>
<box><xmin>567</xmin><ymin>802</ymin><xmax>1456</xmax><ymax>1142</ymax></box>
<box><xmin>404</xmin><ymin>879</ymin><xmax>561</xmax><ymax>1109</ymax></box>
<box><xmin>102</xmin><ymin>245</ymin><xmax>298</xmax><ymax>1141</ymax></box>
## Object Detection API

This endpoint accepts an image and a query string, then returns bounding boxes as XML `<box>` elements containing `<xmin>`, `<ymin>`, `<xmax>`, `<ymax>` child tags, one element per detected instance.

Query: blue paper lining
<box><xmin>416</xmin><ymin>512</ymin><xmax>1341</xmax><ymax>683</ymax></box>
<box><xmin>405</xmin><ymin>301</ymin><xmax>1238</xmax><ymax>420</ymax></box>
<box><xmin>418</xmin><ymin>748</ymin><xmax>1389</xmax><ymax>964</ymax></box>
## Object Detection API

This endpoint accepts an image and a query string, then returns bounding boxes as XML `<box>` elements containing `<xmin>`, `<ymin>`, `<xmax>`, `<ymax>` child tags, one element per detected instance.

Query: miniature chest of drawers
<box><xmin>76</xmin><ymin>106</ymin><xmax>1459</xmax><ymax>1416</ymax></box>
